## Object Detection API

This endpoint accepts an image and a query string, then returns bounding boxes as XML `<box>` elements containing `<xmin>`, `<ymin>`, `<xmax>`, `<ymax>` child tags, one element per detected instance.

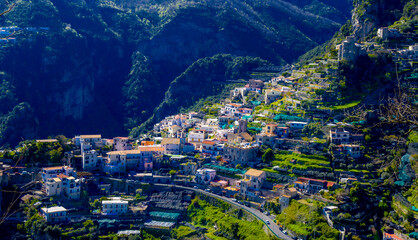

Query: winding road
<box><xmin>155</xmin><ymin>184</ymin><xmax>293</xmax><ymax>240</ymax></box>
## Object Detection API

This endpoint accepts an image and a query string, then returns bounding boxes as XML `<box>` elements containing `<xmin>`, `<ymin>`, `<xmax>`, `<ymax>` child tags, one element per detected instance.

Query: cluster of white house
<box><xmin>193</xmin><ymin>167</ymin><xmax>271</xmax><ymax>199</ymax></box>
<box><xmin>40</xmin><ymin>206</ymin><xmax>68</xmax><ymax>223</ymax></box>
<box><xmin>42</xmin><ymin>166</ymin><xmax>81</xmax><ymax>199</ymax></box>
<box><xmin>329</xmin><ymin>128</ymin><xmax>362</xmax><ymax>158</ymax></box>
<box><xmin>40</xmin><ymin>198</ymin><xmax>129</xmax><ymax>223</ymax></box>
<box><xmin>73</xmin><ymin>135</ymin><xmax>163</xmax><ymax>174</ymax></box>
<box><xmin>101</xmin><ymin>198</ymin><xmax>129</xmax><ymax>215</ymax></box>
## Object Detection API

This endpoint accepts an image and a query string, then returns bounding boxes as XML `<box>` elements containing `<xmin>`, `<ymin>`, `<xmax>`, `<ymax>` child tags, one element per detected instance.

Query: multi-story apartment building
<box><xmin>40</xmin><ymin>206</ymin><xmax>67</xmax><ymax>223</ymax></box>
<box><xmin>102</xmin><ymin>199</ymin><xmax>128</xmax><ymax>215</ymax></box>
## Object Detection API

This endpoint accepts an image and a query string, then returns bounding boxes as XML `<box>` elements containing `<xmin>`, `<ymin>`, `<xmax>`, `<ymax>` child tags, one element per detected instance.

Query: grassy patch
<box><xmin>319</xmin><ymin>100</ymin><xmax>361</xmax><ymax>110</ymax></box>
<box><xmin>172</xmin><ymin>226</ymin><xmax>197</xmax><ymax>239</ymax></box>
<box><xmin>271</xmin><ymin>152</ymin><xmax>331</xmax><ymax>171</ymax></box>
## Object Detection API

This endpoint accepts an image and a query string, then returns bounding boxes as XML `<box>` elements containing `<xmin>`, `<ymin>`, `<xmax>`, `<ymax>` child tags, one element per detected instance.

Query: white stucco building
<box><xmin>102</xmin><ymin>199</ymin><xmax>128</xmax><ymax>215</ymax></box>
<box><xmin>41</xmin><ymin>206</ymin><xmax>67</xmax><ymax>223</ymax></box>
<box><xmin>195</xmin><ymin>168</ymin><xmax>216</xmax><ymax>185</ymax></box>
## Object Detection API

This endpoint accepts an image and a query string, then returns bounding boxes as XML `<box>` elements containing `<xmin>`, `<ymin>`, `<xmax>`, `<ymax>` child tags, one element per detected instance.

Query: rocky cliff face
<box><xmin>351</xmin><ymin>1</ymin><xmax>380</xmax><ymax>39</ymax></box>
<box><xmin>351</xmin><ymin>0</ymin><xmax>407</xmax><ymax>40</ymax></box>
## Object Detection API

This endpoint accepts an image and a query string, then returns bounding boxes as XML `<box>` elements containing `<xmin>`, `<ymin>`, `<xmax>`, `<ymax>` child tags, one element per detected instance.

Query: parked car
<box><xmin>266</xmin><ymin>220</ymin><xmax>270</xmax><ymax>224</ymax></box>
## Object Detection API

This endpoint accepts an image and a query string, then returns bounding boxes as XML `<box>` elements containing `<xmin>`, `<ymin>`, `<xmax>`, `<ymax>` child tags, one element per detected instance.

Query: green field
<box><xmin>318</xmin><ymin>100</ymin><xmax>361</xmax><ymax>110</ymax></box>
<box><xmin>271</xmin><ymin>152</ymin><xmax>331</xmax><ymax>171</ymax></box>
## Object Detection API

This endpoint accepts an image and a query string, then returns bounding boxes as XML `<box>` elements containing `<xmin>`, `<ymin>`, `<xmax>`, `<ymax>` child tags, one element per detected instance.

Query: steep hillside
<box><xmin>131</xmin><ymin>54</ymin><xmax>269</xmax><ymax>136</ymax></box>
<box><xmin>0</xmin><ymin>0</ymin><xmax>353</xmax><ymax>146</ymax></box>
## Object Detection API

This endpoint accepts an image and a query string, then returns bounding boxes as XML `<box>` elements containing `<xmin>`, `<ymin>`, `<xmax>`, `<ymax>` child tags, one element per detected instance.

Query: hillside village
<box><xmin>0</xmin><ymin>24</ymin><xmax>417</xmax><ymax>240</ymax></box>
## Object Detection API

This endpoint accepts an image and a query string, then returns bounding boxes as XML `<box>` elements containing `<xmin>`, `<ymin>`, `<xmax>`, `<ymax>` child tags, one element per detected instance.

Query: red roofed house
<box><xmin>202</xmin><ymin>140</ymin><xmax>217</xmax><ymax>156</ymax></box>
<box><xmin>294</xmin><ymin>177</ymin><xmax>336</xmax><ymax>194</ymax></box>
<box><xmin>383</xmin><ymin>232</ymin><xmax>405</xmax><ymax>240</ymax></box>
<box><xmin>224</xmin><ymin>103</ymin><xmax>242</xmax><ymax>115</ymax></box>
<box><xmin>113</xmin><ymin>137</ymin><xmax>133</xmax><ymax>151</ymax></box>
<box><xmin>246</xmin><ymin>79</ymin><xmax>264</xmax><ymax>93</ymax></box>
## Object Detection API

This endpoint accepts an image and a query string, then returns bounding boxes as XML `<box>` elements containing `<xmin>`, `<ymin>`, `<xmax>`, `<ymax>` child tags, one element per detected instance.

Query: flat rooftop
<box><xmin>41</xmin><ymin>206</ymin><xmax>67</xmax><ymax>213</ymax></box>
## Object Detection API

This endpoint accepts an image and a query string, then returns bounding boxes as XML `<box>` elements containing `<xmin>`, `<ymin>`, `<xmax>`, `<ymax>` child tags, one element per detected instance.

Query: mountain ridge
<box><xmin>0</xmin><ymin>0</ymin><xmax>352</xmax><ymax>146</ymax></box>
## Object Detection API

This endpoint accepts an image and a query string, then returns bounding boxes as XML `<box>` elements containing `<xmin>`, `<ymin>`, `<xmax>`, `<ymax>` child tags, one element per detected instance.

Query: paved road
<box><xmin>156</xmin><ymin>184</ymin><xmax>293</xmax><ymax>240</ymax></box>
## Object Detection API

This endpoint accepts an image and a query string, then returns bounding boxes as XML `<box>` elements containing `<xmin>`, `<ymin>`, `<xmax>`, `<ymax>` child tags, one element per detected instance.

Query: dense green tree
<box><xmin>0</xmin><ymin>102</ymin><xmax>37</xmax><ymax>147</ymax></box>
<box><xmin>302</xmin><ymin>122</ymin><xmax>323</xmax><ymax>137</ymax></box>
<box><xmin>262</xmin><ymin>148</ymin><xmax>274</xmax><ymax>163</ymax></box>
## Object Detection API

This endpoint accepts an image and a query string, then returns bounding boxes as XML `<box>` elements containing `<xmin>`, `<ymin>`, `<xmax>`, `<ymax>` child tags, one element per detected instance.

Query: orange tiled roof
<box><xmin>245</xmin><ymin>169</ymin><xmax>265</xmax><ymax>177</ymax></box>
<box><xmin>202</xmin><ymin>140</ymin><xmax>215</xmax><ymax>145</ymax></box>
<box><xmin>43</xmin><ymin>166</ymin><xmax>64</xmax><ymax>170</ymax></box>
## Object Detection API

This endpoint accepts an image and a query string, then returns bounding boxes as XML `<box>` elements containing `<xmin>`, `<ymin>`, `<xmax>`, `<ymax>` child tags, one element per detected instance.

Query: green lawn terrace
<box><xmin>266</xmin><ymin>151</ymin><xmax>332</xmax><ymax>174</ymax></box>
<box><xmin>317</xmin><ymin>99</ymin><xmax>362</xmax><ymax>111</ymax></box>
<box><xmin>315</xmin><ymin>89</ymin><xmax>367</xmax><ymax>111</ymax></box>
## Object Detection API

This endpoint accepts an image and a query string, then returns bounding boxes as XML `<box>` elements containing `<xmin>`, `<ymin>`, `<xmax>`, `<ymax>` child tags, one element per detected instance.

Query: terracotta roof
<box><xmin>77</xmin><ymin>172</ymin><xmax>93</xmax><ymax>177</ymax></box>
<box><xmin>202</xmin><ymin>140</ymin><xmax>215</xmax><ymax>145</ymax></box>
<box><xmin>141</xmin><ymin>141</ymin><xmax>155</xmax><ymax>146</ymax></box>
<box><xmin>80</xmin><ymin>135</ymin><xmax>101</xmax><ymax>139</ymax></box>
<box><xmin>326</xmin><ymin>182</ymin><xmax>335</xmax><ymax>188</ymax></box>
<box><xmin>107</xmin><ymin>147</ymin><xmax>162</xmax><ymax>155</ymax></box>
<box><xmin>191</xmin><ymin>129</ymin><xmax>206</xmax><ymax>132</ymax></box>
<box><xmin>114</xmin><ymin>137</ymin><xmax>129</xmax><ymax>140</ymax></box>
<box><xmin>298</xmin><ymin>177</ymin><xmax>327</xmax><ymax>183</ymax></box>
<box><xmin>43</xmin><ymin>166</ymin><xmax>64</xmax><ymax>170</ymax></box>
<box><xmin>139</xmin><ymin>146</ymin><xmax>164</xmax><ymax>152</ymax></box>
<box><xmin>240</xmin><ymin>132</ymin><xmax>253</xmax><ymax>141</ymax></box>
<box><xmin>383</xmin><ymin>233</ymin><xmax>404</xmax><ymax>240</ymax></box>
<box><xmin>228</xmin><ymin>103</ymin><xmax>242</xmax><ymax>108</ymax></box>
<box><xmin>161</xmin><ymin>138</ymin><xmax>181</xmax><ymax>145</ymax></box>
<box><xmin>56</xmin><ymin>174</ymin><xmax>69</xmax><ymax>179</ymax></box>
<box><xmin>245</xmin><ymin>169</ymin><xmax>265</xmax><ymax>177</ymax></box>
<box><xmin>108</xmin><ymin>150</ymin><xmax>141</xmax><ymax>155</ymax></box>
